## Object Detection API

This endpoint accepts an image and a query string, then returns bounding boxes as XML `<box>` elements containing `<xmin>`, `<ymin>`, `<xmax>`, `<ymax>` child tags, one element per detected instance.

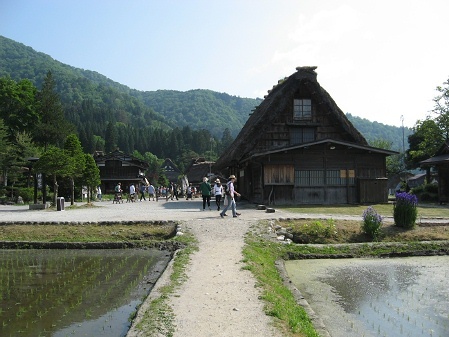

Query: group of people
<box><xmin>109</xmin><ymin>175</ymin><xmax>242</xmax><ymax>218</ymax></box>
<box><xmin>199</xmin><ymin>175</ymin><xmax>241</xmax><ymax>218</ymax></box>
<box><xmin>113</xmin><ymin>182</ymin><xmax>157</xmax><ymax>202</ymax></box>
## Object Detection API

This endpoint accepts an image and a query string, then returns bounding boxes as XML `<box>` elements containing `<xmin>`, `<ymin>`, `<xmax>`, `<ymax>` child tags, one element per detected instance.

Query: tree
<box><xmin>143</xmin><ymin>151</ymin><xmax>163</xmax><ymax>184</ymax></box>
<box><xmin>34</xmin><ymin>71</ymin><xmax>74</xmax><ymax>149</ymax></box>
<box><xmin>104</xmin><ymin>121</ymin><xmax>117</xmax><ymax>153</ymax></box>
<box><xmin>82</xmin><ymin>153</ymin><xmax>100</xmax><ymax>203</ymax></box>
<box><xmin>220</xmin><ymin>128</ymin><xmax>234</xmax><ymax>152</ymax></box>
<box><xmin>0</xmin><ymin>77</ymin><xmax>38</xmax><ymax>140</ymax></box>
<box><xmin>34</xmin><ymin>146</ymin><xmax>69</xmax><ymax>205</ymax></box>
<box><xmin>406</xmin><ymin>119</ymin><xmax>443</xmax><ymax>169</ymax></box>
<box><xmin>64</xmin><ymin>134</ymin><xmax>86</xmax><ymax>205</ymax></box>
<box><xmin>433</xmin><ymin>78</ymin><xmax>449</xmax><ymax>139</ymax></box>
<box><xmin>0</xmin><ymin>119</ymin><xmax>11</xmax><ymax>188</ymax></box>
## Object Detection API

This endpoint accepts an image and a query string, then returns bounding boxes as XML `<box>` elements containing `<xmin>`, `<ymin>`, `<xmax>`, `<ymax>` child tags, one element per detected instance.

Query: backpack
<box><xmin>223</xmin><ymin>182</ymin><xmax>231</xmax><ymax>196</ymax></box>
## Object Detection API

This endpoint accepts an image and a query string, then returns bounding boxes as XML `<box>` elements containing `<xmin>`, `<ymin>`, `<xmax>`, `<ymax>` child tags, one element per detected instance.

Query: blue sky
<box><xmin>1</xmin><ymin>0</ymin><xmax>449</xmax><ymax>127</ymax></box>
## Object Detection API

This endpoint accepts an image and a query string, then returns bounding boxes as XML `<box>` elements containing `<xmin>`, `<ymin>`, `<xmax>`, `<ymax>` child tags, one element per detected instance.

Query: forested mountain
<box><xmin>346</xmin><ymin>113</ymin><xmax>413</xmax><ymax>151</ymax></box>
<box><xmin>0</xmin><ymin>35</ymin><xmax>412</xmax><ymax>157</ymax></box>
<box><xmin>130</xmin><ymin>89</ymin><xmax>259</xmax><ymax>137</ymax></box>
<box><xmin>0</xmin><ymin>35</ymin><xmax>260</xmax><ymax>139</ymax></box>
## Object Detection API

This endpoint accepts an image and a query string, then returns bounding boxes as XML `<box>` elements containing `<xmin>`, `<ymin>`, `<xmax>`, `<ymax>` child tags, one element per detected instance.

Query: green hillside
<box><xmin>130</xmin><ymin>89</ymin><xmax>260</xmax><ymax>137</ymax></box>
<box><xmin>0</xmin><ymin>35</ymin><xmax>411</xmax><ymax>155</ymax></box>
<box><xmin>0</xmin><ymin>35</ymin><xmax>260</xmax><ymax>139</ymax></box>
<box><xmin>346</xmin><ymin>113</ymin><xmax>413</xmax><ymax>151</ymax></box>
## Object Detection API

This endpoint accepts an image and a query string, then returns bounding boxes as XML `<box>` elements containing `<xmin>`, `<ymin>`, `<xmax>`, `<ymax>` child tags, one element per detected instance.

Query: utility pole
<box><xmin>209</xmin><ymin>137</ymin><xmax>213</xmax><ymax>175</ymax></box>
<box><xmin>400</xmin><ymin>115</ymin><xmax>405</xmax><ymax>154</ymax></box>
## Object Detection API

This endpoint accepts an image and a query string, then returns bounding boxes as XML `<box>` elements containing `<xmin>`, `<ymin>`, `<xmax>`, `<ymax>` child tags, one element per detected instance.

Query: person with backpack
<box><xmin>220</xmin><ymin>175</ymin><xmax>241</xmax><ymax>218</ymax></box>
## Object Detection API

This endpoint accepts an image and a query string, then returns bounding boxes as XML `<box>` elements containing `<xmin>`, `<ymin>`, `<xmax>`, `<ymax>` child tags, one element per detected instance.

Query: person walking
<box><xmin>129</xmin><ymin>184</ymin><xmax>136</xmax><ymax>202</ymax></box>
<box><xmin>186</xmin><ymin>183</ymin><xmax>193</xmax><ymax>200</ymax></box>
<box><xmin>96</xmin><ymin>186</ymin><xmax>102</xmax><ymax>201</ymax></box>
<box><xmin>139</xmin><ymin>183</ymin><xmax>147</xmax><ymax>201</ymax></box>
<box><xmin>220</xmin><ymin>175</ymin><xmax>241</xmax><ymax>218</ymax></box>
<box><xmin>199</xmin><ymin>177</ymin><xmax>212</xmax><ymax>211</ymax></box>
<box><xmin>147</xmin><ymin>183</ymin><xmax>156</xmax><ymax>201</ymax></box>
<box><xmin>213</xmin><ymin>179</ymin><xmax>223</xmax><ymax>211</ymax></box>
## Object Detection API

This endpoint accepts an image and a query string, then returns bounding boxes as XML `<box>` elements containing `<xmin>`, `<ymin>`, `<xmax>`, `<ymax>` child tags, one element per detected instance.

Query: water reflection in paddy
<box><xmin>285</xmin><ymin>256</ymin><xmax>449</xmax><ymax>337</ymax></box>
<box><xmin>0</xmin><ymin>249</ymin><xmax>170</xmax><ymax>337</ymax></box>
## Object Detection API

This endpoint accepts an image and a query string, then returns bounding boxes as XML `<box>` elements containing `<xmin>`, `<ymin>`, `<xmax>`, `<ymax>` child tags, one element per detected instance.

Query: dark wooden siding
<box><xmin>358</xmin><ymin>178</ymin><xmax>388</xmax><ymax>203</ymax></box>
<box><xmin>241</xmin><ymin>144</ymin><xmax>388</xmax><ymax>205</ymax></box>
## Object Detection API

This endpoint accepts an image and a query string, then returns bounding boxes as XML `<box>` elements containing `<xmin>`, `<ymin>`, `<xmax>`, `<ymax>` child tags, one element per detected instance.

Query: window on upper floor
<box><xmin>293</xmin><ymin>99</ymin><xmax>312</xmax><ymax>120</ymax></box>
<box><xmin>290</xmin><ymin>128</ymin><xmax>315</xmax><ymax>145</ymax></box>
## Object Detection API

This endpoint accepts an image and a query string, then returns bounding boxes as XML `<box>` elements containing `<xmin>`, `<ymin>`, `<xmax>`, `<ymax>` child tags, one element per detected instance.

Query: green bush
<box><xmin>16</xmin><ymin>187</ymin><xmax>34</xmax><ymax>203</ymax></box>
<box><xmin>361</xmin><ymin>206</ymin><xmax>383</xmax><ymax>241</ymax></box>
<box><xmin>412</xmin><ymin>183</ymin><xmax>438</xmax><ymax>203</ymax></box>
<box><xmin>394</xmin><ymin>192</ymin><xmax>418</xmax><ymax>229</ymax></box>
<box><xmin>293</xmin><ymin>219</ymin><xmax>337</xmax><ymax>243</ymax></box>
<box><xmin>419</xmin><ymin>192</ymin><xmax>434</xmax><ymax>202</ymax></box>
<box><xmin>424</xmin><ymin>183</ymin><xmax>438</xmax><ymax>194</ymax></box>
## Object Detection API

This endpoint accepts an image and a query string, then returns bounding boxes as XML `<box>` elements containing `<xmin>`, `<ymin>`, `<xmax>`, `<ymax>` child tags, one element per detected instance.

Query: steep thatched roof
<box><xmin>161</xmin><ymin>158</ymin><xmax>182</xmax><ymax>182</ymax></box>
<box><xmin>214</xmin><ymin>66</ymin><xmax>368</xmax><ymax>170</ymax></box>
<box><xmin>185</xmin><ymin>158</ymin><xmax>214</xmax><ymax>183</ymax></box>
<box><xmin>94</xmin><ymin>149</ymin><xmax>148</xmax><ymax>169</ymax></box>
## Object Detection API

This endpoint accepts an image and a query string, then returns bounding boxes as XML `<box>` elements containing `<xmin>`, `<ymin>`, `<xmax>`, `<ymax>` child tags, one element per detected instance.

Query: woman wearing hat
<box><xmin>220</xmin><ymin>175</ymin><xmax>241</xmax><ymax>218</ymax></box>
<box><xmin>199</xmin><ymin>177</ymin><xmax>212</xmax><ymax>211</ymax></box>
<box><xmin>213</xmin><ymin>178</ymin><xmax>223</xmax><ymax>211</ymax></box>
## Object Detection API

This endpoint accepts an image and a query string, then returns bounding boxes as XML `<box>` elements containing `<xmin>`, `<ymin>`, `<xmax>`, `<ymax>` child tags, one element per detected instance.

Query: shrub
<box><xmin>412</xmin><ymin>183</ymin><xmax>438</xmax><ymax>203</ymax></box>
<box><xmin>394</xmin><ymin>192</ymin><xmax>418</xmax><ymax>229</ymax></box>
<box><xmin>424</xmin><ymin>183</ymin><xmax>438</xmax><ymax>194</ymax></box>
<box><xmin>361</xmin><ymin>206</ymin><xmax>383</xmax><ymax>241</ymax></box>
<box><xmin>292</xmin><ymin>219</ymin><xmax>337</xmax><ymax>243</ymax></box>
<box><xmin>16</xmin><ymin>188</ymin><xmax>34</xmax><ymax>203</ymax></box>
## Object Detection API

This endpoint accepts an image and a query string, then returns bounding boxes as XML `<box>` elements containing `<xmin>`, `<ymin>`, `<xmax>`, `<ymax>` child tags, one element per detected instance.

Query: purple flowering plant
<box><xmin>394</xmin><ymin>192</ymin><xmax>418</xmax><ymax>229</ymax></box>
<box><xmin>362</xmin><ymin>206</ymin><xmax>383</xmax><ymax>241</ymax></box>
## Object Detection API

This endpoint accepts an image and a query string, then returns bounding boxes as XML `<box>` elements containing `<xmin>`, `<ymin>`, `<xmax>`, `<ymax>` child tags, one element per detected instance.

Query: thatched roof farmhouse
<box><xmin>214</xmin><ymin>66</ymin><xmax>397</xmax><ymax>205</ymax></box>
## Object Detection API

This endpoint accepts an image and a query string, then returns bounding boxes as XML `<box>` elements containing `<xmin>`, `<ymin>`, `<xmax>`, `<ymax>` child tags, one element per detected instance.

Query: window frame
<box><xmin>293</xmin><ymin>99</ymin><xmax>312</xmax><ymax>120</ymax></box>
<box><xmin>290</xmin><ymin>128</ymin><xmax>315</xmax><ymax>145</ymax></box>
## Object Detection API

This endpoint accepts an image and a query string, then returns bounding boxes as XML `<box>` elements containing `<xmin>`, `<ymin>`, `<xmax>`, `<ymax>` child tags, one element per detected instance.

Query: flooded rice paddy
<box><xmin>285</xmin><ymin>256</ymin><xmax>449</xmax><ymax>337</ymax></box>
<box><xmin>0</xmin><ymin>249</ymin><xmax>171</xmax><ymax>337</ymax></box>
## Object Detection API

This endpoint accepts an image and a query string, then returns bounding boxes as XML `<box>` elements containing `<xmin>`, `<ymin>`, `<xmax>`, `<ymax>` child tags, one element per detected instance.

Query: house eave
<box><xmin>239</xmin><ymin>138</ymin><xmax>398</xmax><ymax>163</ymax></box>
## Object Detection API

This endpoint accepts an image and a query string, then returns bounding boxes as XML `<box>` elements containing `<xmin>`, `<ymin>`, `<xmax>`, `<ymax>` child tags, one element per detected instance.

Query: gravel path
<box><xmin>162</xmin><ymin>216</ymin><xmax>283</xmax><ymax>337</ymax></box>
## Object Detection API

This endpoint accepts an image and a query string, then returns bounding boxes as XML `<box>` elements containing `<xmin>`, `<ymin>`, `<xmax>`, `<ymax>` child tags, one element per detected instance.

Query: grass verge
<box><xmin>243</xmin><ymin>224</ymin><xmax>319</xmax><ymax>337</ymax></box>
<box><xmin>133</xmin><ymin>232</ymin><xmax>198</xmax><ymax>337</ymax></box>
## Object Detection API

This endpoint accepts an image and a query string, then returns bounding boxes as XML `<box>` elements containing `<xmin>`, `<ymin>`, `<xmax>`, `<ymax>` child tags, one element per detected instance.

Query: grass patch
<box><xmin>279</xmin><ymin>203</ymin><xmax>449</xmax><ymax>218</ymax></box>
<box><xmin>243</xmin><ymin>225</ymin><xmax>319</xmax><ymax>337</ymax></box>
<box><xmin>135</xmin><ymin>232</ymin><xmax>198</xmax><ymax>337</ymax></box>
<box><xmin>0</xmin><ymin>223</ymin><xmax>175</xmax><ymax>243</ymax></box>
<box><xmin>280</xmin><ymin>219</ymin><xmax>449</xmax><ymax>244</ymax></box>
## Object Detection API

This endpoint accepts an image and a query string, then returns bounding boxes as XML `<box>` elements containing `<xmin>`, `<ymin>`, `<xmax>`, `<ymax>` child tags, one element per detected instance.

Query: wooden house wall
<box><xmin>358</xmin><ymin>178</ymin><xmax>388</xmax><ymax>203</ymax></box>
<box><xmin>240</xmin><ymin>144</ymin><xmax>387</xmax><ymax>205</ymax></box>
<box><xmin>98</xmin><ymin>160</ymin><xmax>144</xmax><ymax>193</ymax></box>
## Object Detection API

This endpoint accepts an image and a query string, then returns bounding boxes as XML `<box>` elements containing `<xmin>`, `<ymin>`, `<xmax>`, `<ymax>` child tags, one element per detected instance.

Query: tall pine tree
<box><xmin>34</xmin><ymin>71</ymin><xmax>74</xmax><ymax>149</ymax></box>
